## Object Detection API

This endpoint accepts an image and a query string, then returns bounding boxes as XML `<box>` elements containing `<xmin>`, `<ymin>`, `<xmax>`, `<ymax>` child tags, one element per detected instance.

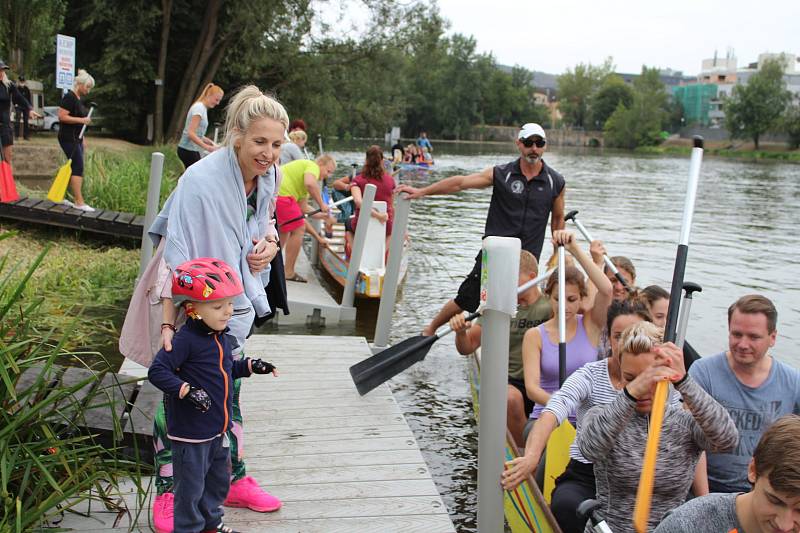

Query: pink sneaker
<box><xmin>224</xmin><ymin>476</ymin><xmax>281</xmax><ymax>512</ymax></box>
<box><xmin>152</xmin><ymin>492</ymin><xmax>174</xmax><ymax>533</ymax></box>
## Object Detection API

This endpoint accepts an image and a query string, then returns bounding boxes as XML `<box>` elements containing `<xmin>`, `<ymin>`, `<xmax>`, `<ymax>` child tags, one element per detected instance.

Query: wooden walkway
<box><xmin>57</xmin><ymin>335</ymin><xmax>454</xmax><ymax>532</ymax></box>
<box><xmin>0</xmin><ymin>196</ymin><xmax>144</xmax><ymax>239</ymax></box>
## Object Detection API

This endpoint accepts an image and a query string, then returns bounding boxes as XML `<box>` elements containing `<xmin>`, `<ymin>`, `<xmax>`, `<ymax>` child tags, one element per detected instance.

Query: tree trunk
<box><xmin>754</xmin><ymin>133</ymin><xmax>760</xmax><ymax>150</ymax></box>
<box><xmin>154</xmin><ymin>0</ymin><xmax>173</xmax><ymax>144</ymax></box>
<box><xmin>165</xmin><ymin>0</ymin><xmax>223</xmax><ymax>141</ymax></box>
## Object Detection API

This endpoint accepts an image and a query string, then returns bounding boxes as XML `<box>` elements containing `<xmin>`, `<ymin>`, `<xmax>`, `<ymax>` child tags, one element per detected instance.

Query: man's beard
<box><xmin>524</xmin><ymin>154</ymin><xmax>539</xmax><ymax>164</ymax></box>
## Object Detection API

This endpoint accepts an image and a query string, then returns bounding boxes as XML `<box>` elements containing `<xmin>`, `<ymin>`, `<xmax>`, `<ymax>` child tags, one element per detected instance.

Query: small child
<box><xmin>148</xmin><ymin>258</ymin><xmax>277</xmax><ymax>533</ymax></box>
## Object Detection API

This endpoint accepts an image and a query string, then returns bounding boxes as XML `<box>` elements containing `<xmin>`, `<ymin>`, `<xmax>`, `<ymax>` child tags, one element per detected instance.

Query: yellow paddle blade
<box><xmin>543</xmin><ymin>420</ymin><xmax>576</xmax><ymax>503</ymax></box>
<box><xmin>47</xmin><ymin>160</ymin><xmax>72</xmax><ymax>203</ymax></box>
<box><xmin>633</xmin><ymin>380</ymin><xmax>669</xmax><ymax>533</ymax></box>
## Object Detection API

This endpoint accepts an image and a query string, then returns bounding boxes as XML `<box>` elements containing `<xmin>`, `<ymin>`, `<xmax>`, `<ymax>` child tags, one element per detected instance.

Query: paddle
<box><xmin>277</xmin><ymin>195</ymin><xmax>354</xmax><ymax>228</ymax></box>
<box><xmin>565</xmin><ymin>210</ymin><xmax>633</xmax><ymax>293</ymax></box>
<box><xmin>633</xmin><ymin>137</ymin><xmax>704</xmax><ymax>533</ymax></box>
<box><xmin>0</xmin><ymin>135</ymin><xmax>19</xmax><ymax>203</ymax></box>
<box><xmin>350</xmin><ymin>267</ymin><xmax>555</xmax><ymax>396</ymax></box>
<box><xmin>47</xmin><ymin>103</ymin><xmax>96</xmax><ymax>203</ymax></box>
<box><xmin>557</xmin><ymin>245</ymin><xmax>567</xmax><ymax>386</ymax></box>
<box><xmin>677</xmin><ymin>282</ymin><xmax>702</xmax><ymax>368</ymax></box>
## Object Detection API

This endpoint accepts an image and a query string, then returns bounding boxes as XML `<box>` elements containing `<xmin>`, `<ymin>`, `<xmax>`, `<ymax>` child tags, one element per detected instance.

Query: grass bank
<box><xmin>635</xmin><ymin>143</ymin><xmax>800</xmax><ymax>162</ymax></box>
<box><xmin>0</xmin><ymin>222</ymin><xmax>139</xmax><ymax>363</ymax></box>
<box><xmin>1</xmin><ymin>230</ymin><xmax>148</xmax><ymax>529</ymax></box>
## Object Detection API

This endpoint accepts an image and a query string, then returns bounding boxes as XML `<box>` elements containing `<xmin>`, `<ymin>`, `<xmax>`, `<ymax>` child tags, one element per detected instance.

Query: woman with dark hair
<box><xmin>641</xmin><ymin>284</ymin><xmax>670</xmax><ymax>327</ymax></box>
<box><xmin>347</xmin><ymin>145</ymin><xmax>396</xmax><ymax>251</ymax></box>
<box><xmin>0</xmin><ymin>60</ymin><xmax>38</xmax><ymax>165</ymax></box>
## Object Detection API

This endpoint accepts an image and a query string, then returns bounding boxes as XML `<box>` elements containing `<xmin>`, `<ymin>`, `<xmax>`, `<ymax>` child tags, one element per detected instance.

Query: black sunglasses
<box><xmin>521</xmin><ymin>137</ymin><xmax>546</xmax><ymax>148</ymax></box>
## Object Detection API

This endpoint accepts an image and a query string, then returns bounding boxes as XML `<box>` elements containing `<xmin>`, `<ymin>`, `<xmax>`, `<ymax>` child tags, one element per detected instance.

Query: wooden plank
<box><xmin>32</xmin><ymin>199</ymin><xmax>58</xmax><ymax>211</ymax></box>
<box><xmin>239</xmin><ymin>479</ymin><xmax>441</xmax><ymax>502</ymax></box>
<box><xmin>247</xmin><ymin>426</ymin><xmax>413</xmax><ymax>444</ymax></box>
<box><xmin>247</xmin><ymin>413</ymin><xmax>407</xmax><ymax>431</ymax></box>
<box><xmin>244</xmin><ymin>404</ymin><xmax>401</xmax><ymax>421</ymax></box>
<box><xmin>132</xmin><ymin>215</ymin><xmax>145</xmax><ymax>228</ymax></box>
<box><xmin>14</xmin><ymin>197</ymin><xmax>45</xmax><ymax>209</ymax></box>
<box><xmin>98</xmin><ymin>210</ymin><xmax>120</xmax><ymax>222</ymax></box>
<box><xmin>221</xmin><ymin>496</ymin><xmax>450</xmax><ymax>521</ymax></box>
<box><xmin>47</xmin><ymin>203</ymin><xmax>72</xmax><ymax>214</ymax></box>
<box><xmin>114</xmin><ymin>212</ymin><xmax>136</xmax><ymax>224</ymax></box>
<box><xmin>246</xmin><ymin>449</ymin><xmax>426</xmax><ymax>471</ymax></box>
<box><xmin>247</xmin><ymin>463</ymin><xmax>433</xmax><ymax>486</ymax></box>
<box><xmin>244</xmin><ymin>437</ymin><xmax>421</xmax><ymax>460</ymax></box>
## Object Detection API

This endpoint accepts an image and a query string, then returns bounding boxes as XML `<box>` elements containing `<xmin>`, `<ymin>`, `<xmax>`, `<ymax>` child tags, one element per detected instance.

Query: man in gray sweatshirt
<box><xmin>655</xmin><ymin>414</ymin><xmax>800</xmax><ymax>533</ymax></box>
<box><xmin>578</xmin><ymin>322</ymin><xmax>738</xmax><ymax>533</ymax></box>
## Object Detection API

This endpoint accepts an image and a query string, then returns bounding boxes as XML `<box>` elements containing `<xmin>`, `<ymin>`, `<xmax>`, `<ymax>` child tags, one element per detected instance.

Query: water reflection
<box><xmin>280</xmin><ymin>139</ymin><xmax>800</xmax><ymax>532</ymax></box>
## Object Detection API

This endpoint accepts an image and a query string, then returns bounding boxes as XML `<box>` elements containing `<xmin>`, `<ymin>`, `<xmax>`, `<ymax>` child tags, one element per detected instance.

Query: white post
<box><xmin>477</xmin><ymin>236</ymin><xmax>520</xmax><ymax>533</ymax></box>
<box><xmin>138</xmin><ymin>152</ymin><xmax>164</xmax><ymax>278</ymax></box>
<box><xmin>317</xmin><ymin>134</ymin><xmax>324</xmax><ymax>155</ymax></box>
<box><xmin>342</xmin><ymin>184</ymin><xmax>376</xmax><ymax>307</ymax></box>
<box><xmin>309</xmin><ymin>216</ymin><xmax>321</xmax><ymax>266</ymax></box>
<box><xmin>372</xmin><ymin>195</ymin><xmax>411</xmax><ymax>351</ymax></box>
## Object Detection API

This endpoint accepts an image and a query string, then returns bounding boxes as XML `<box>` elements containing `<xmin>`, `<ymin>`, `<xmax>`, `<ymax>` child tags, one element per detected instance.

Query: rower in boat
<box><xmin>449</xmin><ymin>250</ymin><xmax>552</xmax><ymax>447</ymax></box>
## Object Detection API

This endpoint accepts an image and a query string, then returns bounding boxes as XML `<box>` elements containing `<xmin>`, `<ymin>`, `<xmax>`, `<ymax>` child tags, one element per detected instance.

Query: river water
<box><xmin>291</xmin><ymin>140</ymin><xmax>800</xmax><ymax>532</ymax></box>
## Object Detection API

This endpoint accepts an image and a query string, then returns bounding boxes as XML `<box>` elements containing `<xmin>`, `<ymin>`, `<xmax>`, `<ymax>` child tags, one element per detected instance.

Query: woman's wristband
<box><xmin>161</xmin><ymin>323</ymin><xmax>176</xmax><ymax>332</ymax></box>
<box><xmin>623</xmin><ymin>386</ymin><xmax>638</xmax><ymax>402</ymax></box>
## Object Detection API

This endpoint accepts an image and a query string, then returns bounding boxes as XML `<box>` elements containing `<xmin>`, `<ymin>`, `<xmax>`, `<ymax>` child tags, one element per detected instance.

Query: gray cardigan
<box><xmin>578</xmin><ymin>376</ymin><xmax>738</xmax><ymax>533</ymax></box>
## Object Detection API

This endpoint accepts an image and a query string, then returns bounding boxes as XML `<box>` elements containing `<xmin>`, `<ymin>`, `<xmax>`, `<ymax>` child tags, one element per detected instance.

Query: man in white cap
<box><xmin>397</xmin><ymin>123</ymin><xmax>565</xmax><ymax>336</ymax></box>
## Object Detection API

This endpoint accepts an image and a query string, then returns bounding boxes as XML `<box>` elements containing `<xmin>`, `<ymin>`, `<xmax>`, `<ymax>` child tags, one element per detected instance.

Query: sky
<box><xmin>436</xmin><ymin>0</ymin><xmax>799</xmax><ymax>76</ymax></box>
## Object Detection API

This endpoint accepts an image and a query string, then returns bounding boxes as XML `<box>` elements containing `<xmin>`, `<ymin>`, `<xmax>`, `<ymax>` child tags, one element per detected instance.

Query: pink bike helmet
<box><xmin>172</xmin><ymin>258</ymin><xmax>244</xmax><ymax>305</ymax></box>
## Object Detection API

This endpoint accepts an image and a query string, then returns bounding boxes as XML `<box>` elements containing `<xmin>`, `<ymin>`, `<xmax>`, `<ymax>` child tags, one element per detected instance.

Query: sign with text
<box><xmin>56</xmin><ymin>34</ymin><xmax>76</xmax><ymax>90</ymax></box>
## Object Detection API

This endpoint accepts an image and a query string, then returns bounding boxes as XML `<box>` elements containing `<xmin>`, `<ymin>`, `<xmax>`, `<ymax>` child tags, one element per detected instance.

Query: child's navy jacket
<box><xmin>148</xmin><ymin>318</ymin><xmax>252</xmax><ymax>440</ymax></box>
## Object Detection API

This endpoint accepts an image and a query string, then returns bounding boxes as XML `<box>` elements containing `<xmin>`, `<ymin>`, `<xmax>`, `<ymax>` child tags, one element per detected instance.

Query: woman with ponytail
<box><xmin>176</xmin><ymin>83</ymin><xmax>224</xmax><ymax>169</ymax></box>
<box><xmin>137</xmin><ymin>85</ymin><xmax>286</xmax><ymax>532</ymax></box>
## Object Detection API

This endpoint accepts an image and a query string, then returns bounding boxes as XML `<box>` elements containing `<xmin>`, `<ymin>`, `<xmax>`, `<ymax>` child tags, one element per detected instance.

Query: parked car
<box><xmin>43</xmin><ymin>106</ymin><xmax>60</xmax><ymax>132</ymax></box>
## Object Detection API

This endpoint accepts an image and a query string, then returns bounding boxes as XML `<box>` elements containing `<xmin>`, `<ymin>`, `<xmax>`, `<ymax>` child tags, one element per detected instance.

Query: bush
<box><xmin>0</xmin><ymin>232</ymin><xmax>148</xmax><ymax>530</ymax></box>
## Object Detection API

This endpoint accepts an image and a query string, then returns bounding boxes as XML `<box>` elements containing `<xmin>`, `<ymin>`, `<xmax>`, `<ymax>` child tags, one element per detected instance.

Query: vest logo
<box><xmin>511</xmin><ymin>180</ymin><xmax>524</xmax><ymax>194</ymax></box>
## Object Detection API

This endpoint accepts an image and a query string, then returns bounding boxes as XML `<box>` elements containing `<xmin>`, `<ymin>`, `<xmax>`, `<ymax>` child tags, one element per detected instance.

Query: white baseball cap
<box><xmin>518</xmin><ymin>123</ymin><xmax>546</xmax><ymax>140</ymax></box>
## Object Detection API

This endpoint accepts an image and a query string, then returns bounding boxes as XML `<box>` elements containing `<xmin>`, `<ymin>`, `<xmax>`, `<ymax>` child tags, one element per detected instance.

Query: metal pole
<box><xmin>675</xmin><ymin>282</ymin><xmax>702</xmax><ymax>349</ymax></box>
<box><xmin>317</xmin><ymin>134</ymin><xmax>323</xmax><ymax>155</ymax></box>
<box><xmin>342</xmin><ymin>184</ymin><xmax>376</xmax><ymax>307</ymax></box>
<box><xmin>138</xmin><ymin>152</ymin><xmax>164</xmax><ymax>278</ymax></box>
<box><xmin>373</xmin><ymin>195</ymin><xmax>411</xmax><ymax>351</ymax></box>
<box><xmin>558</xmin><ymin>245</ymin><xmax>567</xmax><ymax>386</ymax></box>
<box><xmin>477</xmin><ymin>237</ymin><xmax>519</xmax><ymax>533</ymax></box>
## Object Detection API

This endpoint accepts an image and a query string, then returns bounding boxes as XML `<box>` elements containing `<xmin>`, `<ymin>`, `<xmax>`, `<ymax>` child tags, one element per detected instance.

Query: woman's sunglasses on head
<box><xmin>521</xmin><ymin>137</ymin><xmax>546</xmax><ymax>148</ymax></box>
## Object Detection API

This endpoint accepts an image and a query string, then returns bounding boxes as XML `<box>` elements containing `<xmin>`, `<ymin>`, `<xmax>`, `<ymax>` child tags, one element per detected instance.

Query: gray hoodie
<box><xmin>578</xmin><ymin>376</ymin><xmax>738</xmax><ymax>533</ymax></box>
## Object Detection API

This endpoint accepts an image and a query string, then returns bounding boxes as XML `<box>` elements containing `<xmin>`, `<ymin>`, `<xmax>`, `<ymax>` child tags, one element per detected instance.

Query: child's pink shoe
<box><xmin>152</xmin><ymin>492</ymin><xmax>174</xmax><ymax>533</ymax></box>
<box><xmin>224</xmin><ymin>476</ymin><xmax>282</xmax><ymax>512</ymax></box>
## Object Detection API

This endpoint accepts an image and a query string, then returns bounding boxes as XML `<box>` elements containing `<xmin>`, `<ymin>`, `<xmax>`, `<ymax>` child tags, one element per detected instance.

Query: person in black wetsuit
<box><xmin>396</xmin><ymin>123</ymin><xmax>566</xmax><ymax>336</ymax></box>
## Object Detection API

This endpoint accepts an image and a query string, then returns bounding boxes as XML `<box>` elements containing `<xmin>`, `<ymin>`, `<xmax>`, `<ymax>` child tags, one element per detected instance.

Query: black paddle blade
<box><xmin>350</xmin><ymin>335</ymin><xmax>439</xmax><ymax>396</ymax></box>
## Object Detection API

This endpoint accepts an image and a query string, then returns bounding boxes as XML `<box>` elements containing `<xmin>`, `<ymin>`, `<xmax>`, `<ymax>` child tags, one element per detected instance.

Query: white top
<box><xmin>178</xmin><ymin>101</ymin><xmax>209</xmax><ymax>152</ymax></box>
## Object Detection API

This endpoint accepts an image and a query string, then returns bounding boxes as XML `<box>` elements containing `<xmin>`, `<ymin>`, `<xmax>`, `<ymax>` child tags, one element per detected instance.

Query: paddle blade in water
<box><xmin>0</xmin><ymin>160</ymin><xmax>19</xmax><ymax>202</ymax></box>
<box><xmin>47</xmin><ymin>160</ymin><xmax>72</xmax><ymax>203</ymax></box>
<box><xmin>350</xmin><ymin>335</ymin><xmax>438</xmax><ymax>395</ymax></box>
<box><xmin>633</xmin><ymin>380</ymin><xmax>669</xmax><ymax>533</ymax></box>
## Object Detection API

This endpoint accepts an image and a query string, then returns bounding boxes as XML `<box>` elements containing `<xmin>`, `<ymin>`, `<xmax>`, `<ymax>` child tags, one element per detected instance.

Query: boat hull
<box><xmin>468</xmin><ymin>350</ymin><xmax>562</xmax><ymax>533</ymax></box>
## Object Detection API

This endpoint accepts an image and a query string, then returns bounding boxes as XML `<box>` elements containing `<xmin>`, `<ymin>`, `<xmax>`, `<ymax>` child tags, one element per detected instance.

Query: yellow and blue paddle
<box><xmin>47</xmin><ymin>104</ymin><xmax>95</xmax><ymax>203</ymax></box>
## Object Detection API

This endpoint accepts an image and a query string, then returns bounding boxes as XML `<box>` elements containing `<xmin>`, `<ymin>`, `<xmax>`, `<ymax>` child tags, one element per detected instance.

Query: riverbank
<box><xmin>638</xmin><ymin>138</ymin><xmax>800</xmax><ymax>162</ymax></box>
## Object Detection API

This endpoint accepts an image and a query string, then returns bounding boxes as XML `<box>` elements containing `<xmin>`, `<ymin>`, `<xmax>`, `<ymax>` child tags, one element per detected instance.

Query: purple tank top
<box><xmin>530</xmin><ymin>315</ymin><xmax>597</xmax><ymax>420</ymax></box>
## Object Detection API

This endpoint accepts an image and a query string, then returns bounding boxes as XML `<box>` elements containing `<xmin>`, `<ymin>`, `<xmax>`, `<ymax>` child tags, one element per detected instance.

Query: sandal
<box><xmin>286</xmin><ymin>273</ymin><xmax>307</xmax><ymax>283</ymax></box>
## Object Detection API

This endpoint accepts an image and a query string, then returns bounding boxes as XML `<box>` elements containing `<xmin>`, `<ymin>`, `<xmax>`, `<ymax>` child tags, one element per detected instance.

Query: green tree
<box><xmin>0</xmin><ymin>0</ymin><xmax>66</xmax><ymax>75</ymax></box>
<box><xmin>557</xmin><ymin>58</ymin><xmax>613</xmax><ymax>128</ymax></box>
<box><xmin>784</xmin><ymin>102</ymin><xmax>800</xmax><ymax>149</ymax></box>
<box><xmin>725</xmin><ymin>57</ymin><xmax>791</xmax><ymax>149</ymax></box>
<box><xmin>604</xmin><ymin>66</ymin><xmax>668</xmax><ymax>148</ymax></box>
<box><xmin>588</xmin><ymin>74</ymin><xmax>633</xmax><ymax>129</ymax></box>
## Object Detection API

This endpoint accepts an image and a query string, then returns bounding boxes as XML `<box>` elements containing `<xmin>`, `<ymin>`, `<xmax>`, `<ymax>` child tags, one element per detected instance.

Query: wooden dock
<box><xmin>57</xmin><ymin>335</ymin><xmax>455</xmax><ymax>532</ymax></box>
<box><xmin>0</xmin><ymin>196</ymin><xmax>144</xmax><ymax>239</ymax></box>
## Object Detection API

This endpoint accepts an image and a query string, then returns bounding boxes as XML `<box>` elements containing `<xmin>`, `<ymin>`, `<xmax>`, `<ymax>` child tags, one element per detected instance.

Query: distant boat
<box><xmin>396</xmin><ymin>160</ymin><xmax>434</xmax><ymax>172</ymax></box>
<box><xmin>468</xmin><ymin>348</ymin><xmax>562</xmax><ymax>533</ymax></box>
<box><xmin>318</xmin><ymin>201</ymin><xmax>410</xmax><ymax>299</ymax></box>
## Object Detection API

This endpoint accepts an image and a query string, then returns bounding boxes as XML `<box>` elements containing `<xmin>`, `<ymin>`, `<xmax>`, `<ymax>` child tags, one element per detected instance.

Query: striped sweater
<box><xmin>544</xmin><ymin>359</ymin><xmax>679</xmax><ymax>464</ymax></box>
<box><xmin>578</xmin><ymin>376</ymin><xmax>738</xmax><ymax>533</ymax></box>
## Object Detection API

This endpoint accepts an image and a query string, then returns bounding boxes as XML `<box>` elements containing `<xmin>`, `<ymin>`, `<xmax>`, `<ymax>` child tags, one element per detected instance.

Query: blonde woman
<box><xmin>57</xmin><ymin>68</ymin><xmax>95</xmax><ymax>211</ymax></box>
<box><xmin>177</xmin><ymin>82</ymin><xmax>224</xmax><ymax>169</ymax></box>
<box><xmin>147</xmin><ymin>85</ymin><xmax>286</xmax><ymax>532</ymax></box>
<box><xmin>279</xmin><ymin>129</ymin><xmax>307</xmax><ymax>164</ymax></box>
<box><xmin>578</xmin><ymin>322</ymin><xmax>738</xmax><ymax>533</ymax></box>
